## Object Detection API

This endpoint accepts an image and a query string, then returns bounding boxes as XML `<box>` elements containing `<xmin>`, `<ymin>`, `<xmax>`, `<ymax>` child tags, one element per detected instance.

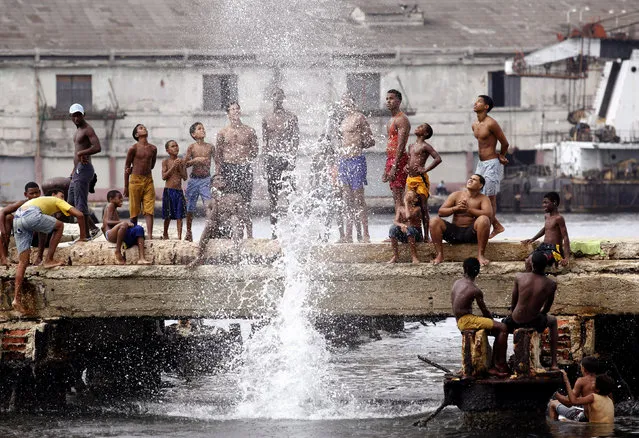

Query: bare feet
<box><xmin>411</xmin><ymin>257</ymin><xmax>420</xmax><ymax>264</ymax></box>
<box><xmin>336</xmin><ymin>237</ymin><xmax>352</xmax><ymax>244</ymax></box>
<box><xmin>381</xmin><ymin>238</ymin><xmax>392</xmax><ymax>243</ymax></box>
<box><xmin>478</xmin><ymin>255</ymin><xmax>490</xmax><ymax>266</ymax></box>
<box><xmin>489</xmin><ymin>225</ymin><xmax>505</xmax><ymax>239</ymax></box>
<box><xmin>487</xmin><ymin>367</ymin><xmax>509</xmax><ymax>378</ymax></box>
<box><xmin>188</xmin><ymin>257</ymin><xmax>203</xmax><ymax>268</ymax></box>
<box><xmin>136</xmin><ymin>259</ymin><xmax>152</xmax><ymax>265</ymax></box>
<box><xmin>11</xmin><ymin>299</ymin><xmax>28</xmax><ymax>314</ymax></box>
<box><xmin>34</xmin><ymin>257</ymin><xmax>43</xmax><ymax>266</ymax></box>
<box><xmin>42</xmin><ymin>260</ymin><xmax>64</xmax><ymax>269</ymax></box>
<box><xmin>162</xmin><ymin>234</ymin><xmax>169</xmax><ymax>240</ymax></box>
<box><xmin>387</xmin><ymin>256</ymin><xmax>398</xmax><ymax>264</ymax></box>
<box><xmin>185</xmin><ymin>231</ymin><xmax>193</xmax><ymax>242</ymax></box>
<box><xmin>431</xmin><ymin>254</ymin><xmax>444</xmax><ymax>265</ymax></box>
<box><xmin>0</xmin><ymin>257</ymin><xmax>9</xmax><ymax>268</ymax></box>
<box><xmin>361</xmin><ymin>236</ymin><xmax>371</xmax><ymax>243</ymax></box>
<box><xmin>115</xmin><ymin>252</ymin><xmax>126</xmax><ymax>265</ymax></box>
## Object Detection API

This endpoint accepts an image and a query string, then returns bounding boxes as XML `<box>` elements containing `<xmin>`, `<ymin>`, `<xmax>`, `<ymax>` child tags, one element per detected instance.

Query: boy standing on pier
<box><xmin>184</xmin><ymin>122</ymin><xmax>215</xmax><ymax>242</ymax></box>
<box><xmin>503</xmin><ymin>252</ymin><xmax>559</xmax><ymax>369</ymax></box>
<box><xmin>102</xmin><ymin>190</ymin><xmax>150</xmax><ymax>265</ymax></box>
<box><xmin>521</xmin><ymin>191</ymin><xmax>571</xmax><ymax>271</ymax></box>
<box><xmin>124</xmin><ymin>124</ymin><xmax>158</xmax><ymax>239</ymax></box>
<box><xmin>405</xmin><ymin>123</ymin><xmax>442</xmax><ymax>241</ymax></box>
<box><xmin>451</xmin><ymin>257</ymin><xmax>510</xmax><ymax>376</ymax></box>
<box><xmin>161</xmin><ymin>140</ymin><xmax>188</xmax><ymax>240</ymax></box>
<box><xmin>12</xmin><ymin>189</ymin><xmax>87</xmax><ymax>314</ymax></box>
<box><xmin>388</xmin><ymin>190</ymin><xmax>423</xmax><ymax>264</ymax></box>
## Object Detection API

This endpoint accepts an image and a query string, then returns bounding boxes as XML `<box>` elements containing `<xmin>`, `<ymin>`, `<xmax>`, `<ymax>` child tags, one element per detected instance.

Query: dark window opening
<box><xmin>56</xmin><ymin>75</ymin><xmax>92</xmax><ymax>112</ymax></box>
<box><xmin>203</xmin><ymin>74</ymin><xmax>238</xmax><ymax>111</ymax></box>
<box><xmin>488</xmin><ymin>70</ymin><xmax>520</xmax><ymax>108</ymax></box>
<box><xmin>346</xmin><ymin>73</ymin><xmax>380</xmax><ymax>110</ymax></box>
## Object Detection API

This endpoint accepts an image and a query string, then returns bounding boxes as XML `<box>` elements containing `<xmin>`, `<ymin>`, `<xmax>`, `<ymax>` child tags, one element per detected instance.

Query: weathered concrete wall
<box><xmin>0</xmin><ymin>240</ymin><xmax>637</xmax><ymax>320</ymax></box>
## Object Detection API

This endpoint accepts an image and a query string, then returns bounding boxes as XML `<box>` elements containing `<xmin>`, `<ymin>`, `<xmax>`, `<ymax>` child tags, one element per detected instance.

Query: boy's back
<box><xmin>511</xmin><ymin>272</ymin><xmax>556</xmax><ymax>323</ymax></box>
<box><xmin>585</xmin><ymin>393</ymin><xmax>614</xmax><ymax>423</ymax></box>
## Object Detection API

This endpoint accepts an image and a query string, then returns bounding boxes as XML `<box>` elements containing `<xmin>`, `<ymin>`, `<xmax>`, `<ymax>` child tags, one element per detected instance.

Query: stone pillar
<box><xmin>512</xmin><ymin>328</ymin><xmax>542</xmax><ymax>376</ymax></box>
<box><xmin>461</xmin><ymin>329</ymin><xmax>490</xmax><ymax>377</ymax></box>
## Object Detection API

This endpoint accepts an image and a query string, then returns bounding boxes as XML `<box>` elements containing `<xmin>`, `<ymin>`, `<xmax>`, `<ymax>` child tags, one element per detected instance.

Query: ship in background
<box><xmin>499</xmin><ymin>17</ymin><xmax>639</xmax><ymax>212</ymax></box>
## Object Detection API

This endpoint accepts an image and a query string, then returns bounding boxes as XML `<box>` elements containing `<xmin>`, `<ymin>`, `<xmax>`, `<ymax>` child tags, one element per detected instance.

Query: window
<box><xmin>203</xmin><ymin>74</ymin><xmax>238</xmax><ymax>111</ymax></box>
<box><xmin>56</xmin><ymin>75</ymin><xmax>92</xmax><ymax>112</ymax></box>
<box><xmin>488</xmin><ymin>71</ymin><xmax>520</xmax><ymax>107</ymax></box>
<box><xmin>347</xmin><ymin>73</ymin><xmax>380</xmax><ymax>110</ymax></box>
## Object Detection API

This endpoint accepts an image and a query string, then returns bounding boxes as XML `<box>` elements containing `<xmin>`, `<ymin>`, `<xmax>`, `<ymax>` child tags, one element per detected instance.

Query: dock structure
<box><xmin>0</xmin><ymin>239</ymin><xmax>637</xmax><ymax>410</ymax></box>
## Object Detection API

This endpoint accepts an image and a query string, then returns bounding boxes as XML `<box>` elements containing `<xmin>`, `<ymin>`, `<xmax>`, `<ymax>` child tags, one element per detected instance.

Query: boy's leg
<box><xmin>136</xmin><ymin>237</ymin><xmax>151</xmax><ymax>265</ymax></box>
<box><xmin>548</xmin><ymin>399</ymin><xmax>560</xmax><ymax>421</ymax></box>
<box><xmin>418</xmin><ymin>193</ymin><xmax>430</xmax><ymax>242</ymax></box>
<box><xmin>113</xmin><ymin>224</ymin><xmax>127</xmax><ymax>264</ymax></box>
<box><xmin>429</xmin><ymin>217</ymin><xmax>446</xmax><ymax>264</ymax></box>
<box><xmin>490</xmin><ymin>321</ymin><xmax>510</xmax><ymax>373</ymax></box>
<box><xmin>408</xmin><ymin>235</ymin><xmax>420</xmax><ymax>264</ymax></box>
<box><xmin>185</xmin><ymin>213</ymin><xmax>193</xmax><ymax>242</ymax></box>
<box><xmin>474</xmin><ymin>215</ymin><xmax>491</xmax><ymax>266</ymax></box>
<box><xmin>176</xmin><ymin>218</ymin><xmax>183</xmax><ymax>240</ymax></box>
<box><xmin>42</xmin><ymin>221</ymin><xmax>64</xmax><ymax>268</ymax></box>
<box><xmin>163</xmin><ymin>218</ymin><xmax>170</xmax><ymax>239</ymax></box>
<box><xmin>547</xmin><ymin>314</ymin><xmax>559</xmax><ymax>369</ymax></box>
<box><xmin>354</xmin><ymin>188</ymin><xmax>370</xmax><ymax>243</ymax></box>
<box><xmin>145</xmin><ymin>214</ymin><xmax>153</xmax><ymax>240</ymax></box>
<box><xmin>488</xmin><ymin>195</ymin><xmax>505</xmax><ymax>239</ymax></box>
<box><xmin>388</xmin><ymin>237</ymin><xmax>399</xmax><ymax>263</ymax></box>
<box><xmin>341</xmin><ymin>186</ymin><xmax>354</xmax><ymax>243</ymax></box>
<box><xmin>12</xmin><ymin>249</ymin><xmax>31</xmax><ymax>313</ymax></box>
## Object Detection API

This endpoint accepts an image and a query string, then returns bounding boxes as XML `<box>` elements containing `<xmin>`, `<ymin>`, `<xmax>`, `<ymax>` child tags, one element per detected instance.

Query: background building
<box><xmin>0</xmin><ymin>0</ymin><xmax>635</xmax><ymax>201</ymax></box>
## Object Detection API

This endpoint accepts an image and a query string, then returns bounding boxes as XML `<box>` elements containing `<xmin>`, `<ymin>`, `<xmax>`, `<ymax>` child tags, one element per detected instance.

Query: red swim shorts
<box><xmin>385</xmin><ymin>154</ymin><xmax>409</xmax><ymax>190</ymax></box>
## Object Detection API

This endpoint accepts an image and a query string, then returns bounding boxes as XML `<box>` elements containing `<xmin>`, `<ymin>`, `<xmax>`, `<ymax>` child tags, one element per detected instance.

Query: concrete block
<box><xmin>461</xmin><ymin>329</ymin><xmax>490</xmax><ymax>377</ymax></box>
<box><xmin>512</xmin><ymin>328</ymin><xmax>543</xmax><ymax>376</ymax></box>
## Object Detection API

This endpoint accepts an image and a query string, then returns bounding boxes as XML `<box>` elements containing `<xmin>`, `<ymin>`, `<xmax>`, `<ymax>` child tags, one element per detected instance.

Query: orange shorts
<box><xmin>406</xmin><ymin>173</ymin><xmax>430</xmax><ymax>199</ymax></box>
<box><xmin>129</xmin><ymin>174</ymin><xmax>155</xmax><ymax>217</ymax></box>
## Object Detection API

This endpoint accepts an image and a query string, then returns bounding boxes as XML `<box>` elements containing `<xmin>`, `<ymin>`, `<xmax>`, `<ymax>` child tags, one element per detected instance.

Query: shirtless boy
<box><xmin>102</xmin><ymin>190</ymin><xmax>150</xmax><ymax>265</ymax></box>
<box><xmin>162</xmin><ymin>140</ymin><xmax>188</xmax><ymax>240</ymax></box>
<box><xmin>190</xmin><ymin>174</ymin><xmax>246</xmax><ymax>266</ymax></box>
<box><xmin>548</xmin><ymin>356</ymin><xmax>601</xmax><ymax>422</ymax></box>
<box><xmin>124</xmin><ymin>124</ymin><xmax>158</xmax><ymax>239</ymax></box>
<box><xmin>216</xmin><ymin>102</ymin><xmax>258</xmax><ymax>238</ymax></box>
<box><xmin>550</xmin><ymin>370</ymin><xmax>615</xmax><ymax>424</ymax></box>
<box><xmin>12</xmin><ymin>189</ymin><xmax>87</xmax><ymax>314</ymax></box>
<box><xmin>383</xmin><ymin>89</ymin><xmax>411</xmax><ymax>215</ymax></box>
<box><xmin>521</xmin><ymin>191</ymin><xmax>571</xmax><ymax>271</ymax></box>
<box><xmin>502</xmin><ymin>251</ymin><xmax>559</xmax><ymax>369</ymax></box>
<box><xmin>0</xmin><ymin>182</ymin><xmax>43</xmax><ymax>266</ymax></box>
<box><xmin>68</xmin><ymin>103</ymin><xmax>101</xmax><ymax>235</ymax></box>
<box><xmin>262</xmin><ymin>88</ymin><xmax>299</xmax><ymax>238</ymax></box>
<box><xmin>472</xmin><ymin>95</ymin><xmax>509</xmax><ymax>239</ymax></box>
<box><xmin>184</xmin><ymin>122</ymin><xmax>215</xmax><ymax>242</ymax></box>
<box><xmin>388</xmin><ymin>190</ymin><xmax>423</xmax><ymax>264</ymax></box>
<box><xmin>405</xmin><ymin>123</ymin><xmax>442</xmax><ymax>241</ymax></box>
<box><xmin>452</xmin><ymin>257</ymin><xmax>510</xmax><ymax>376</ymax></box>
<box><xmin>429</xmin><ymin>174</ymin><xmax>493</xmax><ymax>265</ymax></box>
<box><xmin>338</xmin><ymin>93</ymin><xmax>375</xmax><ymax>243</ymax></box>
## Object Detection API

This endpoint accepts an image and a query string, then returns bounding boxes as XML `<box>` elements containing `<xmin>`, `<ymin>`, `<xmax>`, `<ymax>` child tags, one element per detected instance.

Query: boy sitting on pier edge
<box><xmin>102</xmin><ymin>190</ymin><xmax>151</xmax><ymax>265</ymax></box>
<box><xmin>521</xmin><ymin>191</ymin><xmax>571</xmax><ymax>271</ymax></box>
<box><xmin>451</xmin><ymin>257</ymin><xmax>510</xmax><ymax>377</ymax></box>
<box><xmin>388</xmin><ymin>189</ymin><xmax>423</xmax><ymax>264</ymax></box>
<box><xmin>503</xmin><ymin>252</ymin><xmax>559</xmax><ymax>369</ymax></box>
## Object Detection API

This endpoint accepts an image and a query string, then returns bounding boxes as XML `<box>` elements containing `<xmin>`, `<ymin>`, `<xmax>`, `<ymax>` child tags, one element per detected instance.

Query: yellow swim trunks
<box><xmin>406</xmin><ymin>173</ymin><xmax>430</xmax><ymax>198</ymax></box>
<box><xmin>129</xmin><ymin>174</ymin><xmax>155</xmax><ymax>217</ymax></box>
<box><xmin>457</xmin><ymin>314</ymin><xmax>494</xmax><ymax>331</ymax></box>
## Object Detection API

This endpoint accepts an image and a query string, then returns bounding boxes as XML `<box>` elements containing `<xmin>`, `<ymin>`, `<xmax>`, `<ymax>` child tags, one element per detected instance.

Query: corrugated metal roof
<box><xmin>0</xmin><ymin>0</ymin><xmax>635</xmax><ymax>56</ymax></box>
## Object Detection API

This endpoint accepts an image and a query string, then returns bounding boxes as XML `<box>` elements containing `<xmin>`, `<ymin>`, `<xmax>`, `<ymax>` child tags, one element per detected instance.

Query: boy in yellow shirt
<box><xmin>12</xmin><ymin>189</ymin><xmax>86</xmax><ymax>314</ymax></box>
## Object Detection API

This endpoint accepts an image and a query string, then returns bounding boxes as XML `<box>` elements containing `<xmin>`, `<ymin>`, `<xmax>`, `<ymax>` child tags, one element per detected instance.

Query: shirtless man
<box><xmin>184</xmin><ymin>122</ymin><xmax>215</xmax><ymax>242</ymax></box>
<box><xmin>124</xmin><ymin>124</ymin><xmax>158</xmax><ymax>239</ymax></box>
<box><xmin>262</xmin><ymin>88</ymin><xmax>299</xmax><ymax>238</ymax></box>
<box><xmin>430</xmin><ymin>174</ymin><xmax>492</xmax><ymax>265</ymax></box>
<box><xmin>216</xmin><ymin>102</ymin><xmax>258</xmax><ymax>238</ymax></box>
<box><xmin>502</xmin><ymin>251</ymin><xmax>559</xmax><ymax>369</ymax></box>
<box><xmin>190</xmin><ymin>174</ymin><xmax>246</xmax><ymax>266</ymax></box>
<box><xmin>472</xmin><ymin>95</ymin><xmax>509</xmax><ymax>239</ymax></box>
<box><xmin>68</xmin><ymin>103</ymin><xmax>101</xmax><ymax>236</ymax></box>
<box><xmin>337</xmin><ymin>93</ymin><xmax>375</xmax><ymax>243</ymax></box>
<box><xmin>452</xmin><ymin>257</ymin><xmax>510</xmax><ymax>376</ymax></box>
<box><xmin>522</xmin><ymin>191</ymin><xmax>571</xmax><ymax>271</ymax></box>
<box><xmin>382</xmin><ymin>89</ymin><xmax>411</xmax><ymax>215</ymax></box>
<box><xmin>405</xmin><ymin>123</ymin><xmax>442</xmax><ymax>241</ymax></box>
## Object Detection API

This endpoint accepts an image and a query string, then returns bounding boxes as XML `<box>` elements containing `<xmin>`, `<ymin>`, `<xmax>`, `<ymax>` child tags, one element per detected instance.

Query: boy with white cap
<box><xmin>68</xmin><ymin>103</ymin><xmax>102</xmax><ymax>238</ymax></box>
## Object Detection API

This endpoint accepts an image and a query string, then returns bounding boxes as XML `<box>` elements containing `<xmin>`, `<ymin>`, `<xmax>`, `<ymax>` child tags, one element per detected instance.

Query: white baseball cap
<box><xmin>69</xmin><ymin>103</ymin><xmax>85</xmax><ymax>115</ymax></box>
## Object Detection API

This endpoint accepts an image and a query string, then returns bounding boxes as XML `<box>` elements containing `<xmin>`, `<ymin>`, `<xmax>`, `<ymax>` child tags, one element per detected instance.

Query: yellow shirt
<box><xmin>22</xmin><ymin>196</ymin><xmax>72</xmax><ymax>216</ymax></box>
